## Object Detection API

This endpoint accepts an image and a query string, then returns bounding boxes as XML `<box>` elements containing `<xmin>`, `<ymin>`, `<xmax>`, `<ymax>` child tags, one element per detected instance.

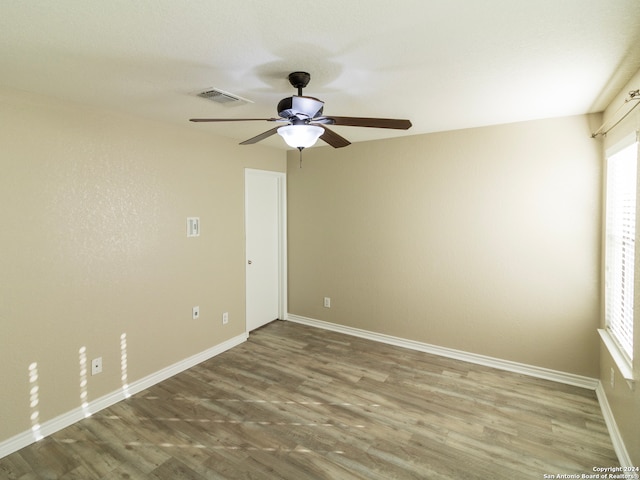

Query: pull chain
<box><xmin>298</xmin><ymin>146</ymin><xmax>304</xmax><ymax>168</ymax></box>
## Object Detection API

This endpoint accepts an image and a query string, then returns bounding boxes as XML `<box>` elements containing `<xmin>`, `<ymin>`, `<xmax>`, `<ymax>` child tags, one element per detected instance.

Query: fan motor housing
<box><xmin>277</xmin><ymin>96</ymin><xmax>324</xmax><ymax>120</ymax></box>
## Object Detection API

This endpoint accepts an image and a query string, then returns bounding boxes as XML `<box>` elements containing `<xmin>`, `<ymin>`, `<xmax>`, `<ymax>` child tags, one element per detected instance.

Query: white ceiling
<box><xmin>1</xmin><ymin>0</ymin><xmax>639</xmax><ymax>149</ymax></box>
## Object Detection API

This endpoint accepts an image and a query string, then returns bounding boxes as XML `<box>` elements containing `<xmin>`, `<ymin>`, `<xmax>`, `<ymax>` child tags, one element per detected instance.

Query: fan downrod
<box><xmin>288</xmin><ymin>71</ymin><xmax>311</xmax><ymax>96</ymax></box>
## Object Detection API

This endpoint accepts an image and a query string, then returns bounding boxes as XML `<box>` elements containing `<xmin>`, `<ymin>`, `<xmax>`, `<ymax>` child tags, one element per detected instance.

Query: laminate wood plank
<box><xmin>52</xmin><ymin>437</ymin><xmax>118</xmax><ymax>480</ymax></box>
<box><xmin>15</xmin><ymin>473</ymin><xmax>39</xmax><ymax>480</ymax></box>
<box><xmin>148</xmin><ymin>458</ymin><xmax>207</xmax><ymax>480</ymax></box>
<box><xmin>58</xmin><ymin>465</ymin><xmax>100</xmax><ymax>480</ymax></box>
<box><xmin>16</xmin><ymin>438</ymin><xmax>80</xmax><ymax>479</ymax></box>
<box><xmin>0</xmin><ymin>452</ymin><xmax>32</xmax><ymax>479</ymax></box>
<box><xmin>100</xmin><ymin>462</ymin><xmax>148</xmax><ymax>480</ymax></box>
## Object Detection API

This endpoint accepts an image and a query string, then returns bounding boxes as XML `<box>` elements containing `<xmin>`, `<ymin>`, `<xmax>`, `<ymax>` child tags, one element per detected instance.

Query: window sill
<box><xmin>598</xmin><ymin>329</ymin><xmax>635</xmax><ymax>389</ymax></box>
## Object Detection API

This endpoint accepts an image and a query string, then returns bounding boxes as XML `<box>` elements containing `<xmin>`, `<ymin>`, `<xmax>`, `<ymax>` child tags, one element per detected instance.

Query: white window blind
<box><xmin>605</xmin><ymin>134</ymin><xmax>638</xmax><ymax>361</ymax></box>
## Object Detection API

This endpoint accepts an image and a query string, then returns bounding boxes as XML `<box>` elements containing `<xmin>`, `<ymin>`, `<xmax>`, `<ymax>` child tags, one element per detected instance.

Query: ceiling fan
<box><xmin>190</xmin><ymin>71</ymin><xmax>412</xmax><ymax>150</ymax></box>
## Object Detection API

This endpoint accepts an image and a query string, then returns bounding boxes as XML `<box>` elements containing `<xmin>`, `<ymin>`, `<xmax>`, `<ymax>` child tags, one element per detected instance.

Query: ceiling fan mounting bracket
<box><xmin>288</xmin><ymin>71</ymin><xmax>311</xmax><ymax>95</ymax></box>
<box><xmin>288</xmin><ymin>71</ymin><xmax>311</xmax><ymax>89</ymax></box>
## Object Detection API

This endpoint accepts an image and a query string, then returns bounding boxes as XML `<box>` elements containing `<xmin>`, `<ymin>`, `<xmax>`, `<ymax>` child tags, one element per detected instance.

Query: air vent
<box><xmin>197</xmin><ymin>88</ymin><xmax>252</xmax><ymax>105</ymax></box>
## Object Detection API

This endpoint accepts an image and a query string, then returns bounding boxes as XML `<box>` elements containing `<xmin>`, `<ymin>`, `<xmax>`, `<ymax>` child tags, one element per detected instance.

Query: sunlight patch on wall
<box><xmin>120</xmin><ymin>333</ymin><xmax>130</xmax><ymax>398</ymax></box>
<box><xmin>78</xmin><ymin>346</ymin><xmax>91</xmax><ymax>417</ymax></box>
<box><xmin>28</xmin><ymin>362</ymin><xmax>43</xmax><ymax>441</ymax></box>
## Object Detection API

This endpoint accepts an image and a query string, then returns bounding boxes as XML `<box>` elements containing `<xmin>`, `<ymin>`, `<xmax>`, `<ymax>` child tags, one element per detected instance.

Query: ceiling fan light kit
<box><xmin>190</xmin><ymin>71</ymin><xmax>412</xmax><ymax>150</ymax></box>
<box><xmin>277</xmin><ymin>124</ymin><xmax>324</xmax><ymax>150</ymax></box>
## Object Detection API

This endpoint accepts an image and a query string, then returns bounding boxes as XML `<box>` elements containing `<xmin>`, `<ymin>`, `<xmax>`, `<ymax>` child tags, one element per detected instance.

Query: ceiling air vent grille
<box><xmin>197</xmin><ymin>88</ymin><xmax>252</xmax><ymax>105</ymax></box>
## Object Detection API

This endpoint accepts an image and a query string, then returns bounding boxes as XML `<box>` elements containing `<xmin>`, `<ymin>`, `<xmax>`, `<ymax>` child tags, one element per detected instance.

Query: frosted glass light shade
<box><xmin>277</xmin><ymin>125</ymin><xmax>324</xmax><ymax>149</ymax></box>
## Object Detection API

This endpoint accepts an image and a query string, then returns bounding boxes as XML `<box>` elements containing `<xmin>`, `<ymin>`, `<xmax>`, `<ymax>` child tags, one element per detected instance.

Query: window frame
<box><xmin>600</xmin><ymin>131</ymin><xmax>638</xmax><ymax>384</ymax></box>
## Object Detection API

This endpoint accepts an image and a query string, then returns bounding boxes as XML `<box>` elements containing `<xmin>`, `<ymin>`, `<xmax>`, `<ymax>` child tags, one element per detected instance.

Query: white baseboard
<box><xmin>287</xmin><ymin>314</ymin><xmax>599</xmax><ymax>389</ymax></box>
<box><xmin>0</xmin><ymin>332</ymin><xmax>248</xmax><ymax>459</ymax></box>
<box><xmin>595</xmin><ymin>382</ymin><xmax>633</xmax><ymax>467</ymax></box>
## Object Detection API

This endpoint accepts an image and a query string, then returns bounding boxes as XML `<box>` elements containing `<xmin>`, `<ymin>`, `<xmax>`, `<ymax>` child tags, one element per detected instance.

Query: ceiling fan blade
<box><xmin>318</xmin><ymin>126</ymin><xmax>351</xmax><ymax>148</ymax></box>
<box><xmin>321</xmin><ymin>116</ymin><xmax>412</xmax><ymax>130</ymax></box>
<box><xmin>239</xmin><ymin>127</ymin><xmax>281</xmax><ymax>145</ymax></box>
<box><xmin>189</xmin><ymin>118</ymin><xmax>280</xmax><ymax>122</ymax></box>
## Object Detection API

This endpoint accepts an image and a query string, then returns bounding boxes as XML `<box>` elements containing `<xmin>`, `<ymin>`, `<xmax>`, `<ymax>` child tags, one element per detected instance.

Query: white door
<box><xmin>245</xmin><ymin>169</ymin><xmax>286</xmax><ymax>332</ymax></box>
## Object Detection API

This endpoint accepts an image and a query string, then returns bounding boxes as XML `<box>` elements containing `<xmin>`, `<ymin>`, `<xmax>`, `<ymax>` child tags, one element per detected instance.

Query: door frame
<box><xmin>244</xmin><ymin>168</ymin><xmax>288</xmax><ymax>332</ymax></box>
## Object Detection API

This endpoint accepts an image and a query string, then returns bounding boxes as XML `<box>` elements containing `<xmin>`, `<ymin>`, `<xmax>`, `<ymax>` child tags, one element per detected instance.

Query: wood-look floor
<box><xmin>0</xmin><ymin>320</ymin><xmax>618</xmax><ymax>479</ymax></box>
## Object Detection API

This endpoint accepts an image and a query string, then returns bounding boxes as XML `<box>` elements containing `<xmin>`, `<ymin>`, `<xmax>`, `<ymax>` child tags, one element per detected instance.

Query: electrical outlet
<box><xmin>222</xmin><ymin>312</ymin><xmax>229</xmax><ymax>325</ymax></box>
<box><xmin>91</xmin><ymin>357</ymin><xmax>103</xmax><ymax>376</ymax></box>
<box><xmin>192</xmin><ymin>306</ymin><xmax>200</xmax><ymax>320</ymax></box>
<box><xmin>323</xmin><ymin>297</ymin><xmax>331</xmax><ymax>308</ymax></box>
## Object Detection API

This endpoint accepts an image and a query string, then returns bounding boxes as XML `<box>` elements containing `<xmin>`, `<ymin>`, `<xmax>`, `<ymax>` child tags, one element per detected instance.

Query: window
<box><xmin>604</xmin><ymin>133</ymin><xmax>638</xmax><ymax>364</ymax></box>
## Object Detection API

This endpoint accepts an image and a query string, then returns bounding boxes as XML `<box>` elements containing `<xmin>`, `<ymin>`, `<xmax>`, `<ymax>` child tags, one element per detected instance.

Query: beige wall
<box><xmin>288</xmin><ymin>114</ymin><xmax>602</xmax><ymax>377</ymax></box>
<box><xmin>598</xmin><ymin>67</ymin><xmax>640</xmax><ymax>464</ymax></box>
<box><xmin>0</xmin><ymin>87</ymin><xmax>285</xmax><ymax>442</ymax></box>
<box><xmin>3</xmin><ymin>73</ymin><xmax>637</xmax><ymax>460</ymax></box>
